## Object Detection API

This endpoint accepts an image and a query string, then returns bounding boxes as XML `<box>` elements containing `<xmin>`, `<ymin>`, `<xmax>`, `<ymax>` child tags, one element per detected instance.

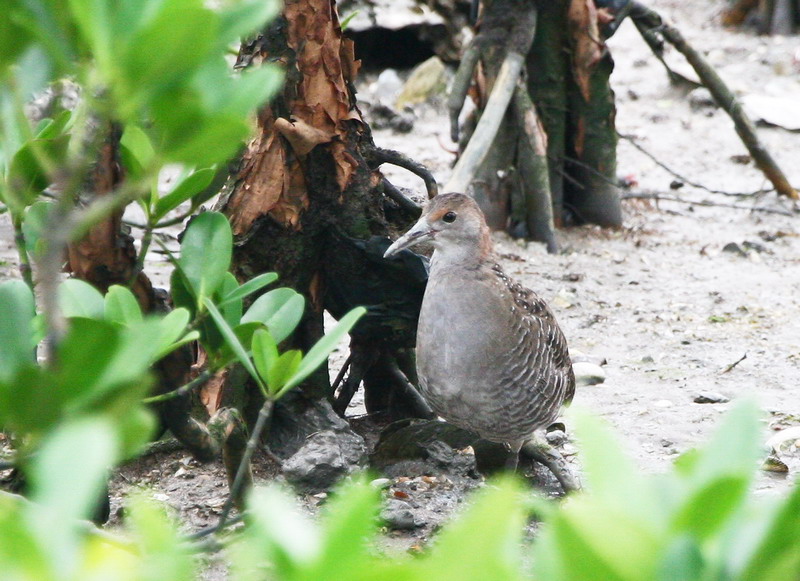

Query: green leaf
<box><xmin>178</xmin><ymin>211</ymin><xmax>232</xmax><ymax>305</ymax></box>
<box><xmin>738</xmin><ymin>484</ymin><xmax>800</xmax><ymax>580</ymax></box>
<box><xmin>0</xmin><ymin>280</ymin><xmax>36</xmax><ymax>382</ymax></box>
<box><xmin>122</xmin><ymin>3</ymin><xmax>216</xmax><ymax>95</ymax></box>
<box><xmin>217</xmin><ymin>272</ymin><xmax>242</xmax><ymax>328</ymax></box>
<box><xmin>36</xmin><ymin>109</ymin><xmax>71</xmax><ymax>140</ymax></box>
<box><xmin>670</xmin><ymin>476</ymin><xmax>749</xmax><ymax>540</ymax></box>
<box><xmin>104</xmin><ymin>284</ymin><xmax>143</xmax><ymax>325</ymax></box>
<box><xmin>685</xmin><ymin>399</ymin><xmax>761</xmax><ymax>485</ymax></box>
<box><xmin>282</xmin><ymin>307</ymin><xmax>365</xmax><ymax>394</ymax></box>
<box><xmin>252</xmin><ymin>328</ymin><xmax>278</xmax><ymax>388</ymax></box>
<box><xmin>308</xmin><ymin>478</ymin><xmax>380</xmax><ymax>579</ymax></box>
<box><xmin>204</xmin><ymin>298</ymin><xmax>260</xmax><ymax>389</ymax></box>
<box><xmin>59</xmin><ymin>278</ymin><xmax>105</xmax><ymax>319</ymax></box>
<box><xmin>246</xmin><ymin>486</ymin><xmax>321</xmax><ymax>567</ymax></box>
<box><xmin>267</xmin><ymin>350</ymin><xmax>302</xmax><ymax>396</ymax></box>
<box><xmin>545</xmin><ymin>496</ymin><xmax>660</xmax><ymax>581</ymax></box>
<box><xmin>152</xmin><ymin>308</ymin><xmax>193</xmax><ymax>359</ymax></box>
<box><xmin>656</xmin><ymin>536</ymin><xmax>705</xmax><ymax>581</ymax></box>
<box><xmin>116</xmin><ymin>405</ymin><xmax>157</xmax><ymax>460</ymax></box>
<box><xmin>56</xmin><ymin>317</ymin><xmax>121</xmax><ymax>401</ymax></box>
<box><xmin>571</xmin><ymin>409</ymin><xmax>657</xmax><ymax>517</ymax></box>
<box><xmin>420</xmin><ymin>476</ymin><xmax>526</xmax><ymax>581</ymax></box>
<box><xmin>119</xmin><ymin>124</ymin><xmax>155</xmax><ymax>183</ymax></box>
<box><xmin>28</xmin><ymin>416</ymin><xmax>118</xmax><ymax>574</ymax></box>
<box><xmin>21</xmin><ymin>200</ymin><xmax>53</xmax><ymax>258</ymax></box>
<box><xmin>6</xmin><ymin>136</ymin><xmax>67</xmax><ymax>211</ymax></box>
<box><xmin>153</xmin><ymin>166</ymin><xmax>216</xmax><ymax>221</ymax></box>
<box><xmin>126</xmin><ymin>494</ymin><xmax>197</xmax><ymax>581</ymax></box>
<box><xmin>216</xmin><ymin>0</ymin><xmax>281</xmax><ymax>45</ymax></box>
<box><xmin>169</xmin><ymin>265</ymin><xmax>195</xmax><ymax>316</ymax></box>
<box><xmin>218</xmin><ymin>272</ymin><xmax>279</xmax><ymax>307</ymax></box>
<box><xmin>242</xmin><ymin>287</ymin><xmax>305</xmax><ymax>344</ymax></box>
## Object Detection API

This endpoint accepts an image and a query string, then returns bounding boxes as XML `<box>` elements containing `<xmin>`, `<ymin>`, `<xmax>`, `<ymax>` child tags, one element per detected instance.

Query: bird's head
<box><xmin>384</xmin><ymin>193</ymin><xmax>492</xmax><ymax>262</ymax></box>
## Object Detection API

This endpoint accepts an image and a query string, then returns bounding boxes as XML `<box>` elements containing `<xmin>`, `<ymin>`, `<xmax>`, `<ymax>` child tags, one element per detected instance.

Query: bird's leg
<box><xmin>521</xmin><ymin>436</ymin><xmax>580</xmax><ymax>493</ymax></box>
<box><xmin>503</xmin><ymin>442</ymin><xmax>523</xmax><ymax>472</ymax></box>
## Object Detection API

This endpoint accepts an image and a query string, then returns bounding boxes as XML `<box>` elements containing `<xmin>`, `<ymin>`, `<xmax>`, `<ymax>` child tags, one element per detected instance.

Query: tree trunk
<box><xmin>220</xmin><ymin>0</ymin><xmax>432</xmax><ymax>456</ymax></box>
<box><xmin>453</xmin><ymin>0</ymin><xmax>622</xmax><ymax>247</ymax></box>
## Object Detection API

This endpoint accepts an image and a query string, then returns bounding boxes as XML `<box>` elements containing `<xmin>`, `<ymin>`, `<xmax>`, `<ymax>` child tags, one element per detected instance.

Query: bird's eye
<box><xmin>442</xmin><ymin>211</ymin><xmax>457</xmax><ymax>223</ymax></box>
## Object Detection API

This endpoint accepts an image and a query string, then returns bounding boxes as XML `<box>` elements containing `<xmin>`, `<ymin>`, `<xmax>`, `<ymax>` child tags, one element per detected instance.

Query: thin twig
<box><xmin>721</xmin><ymin>353</ymin><xmax>747</xmax><ymax>374</ymax></box>
<box><xmin>618</xmin><ymin>133</ymin><xmax>775</xmax><ymax>198</ymax></box>
<box><xmin>143</xmin><ymin>370</ymin><xmax>214</xmax><ymax>404</ymax></box>
<box><xmin>621</xmin><ymin>192</ymin><xmax>795</xmax><ymax>216</ymax></box>
<box><xmin>629</xmin><ymin>1</ymin><xmax>798</xmax><ymax>200</ymax></box>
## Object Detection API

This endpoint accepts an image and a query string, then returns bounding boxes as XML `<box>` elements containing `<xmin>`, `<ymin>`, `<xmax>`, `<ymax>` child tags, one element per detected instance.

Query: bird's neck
<box><xmin>431</xmin><ymin>230</ymin><xmax>494</xmax><ymax>272</ymax></box>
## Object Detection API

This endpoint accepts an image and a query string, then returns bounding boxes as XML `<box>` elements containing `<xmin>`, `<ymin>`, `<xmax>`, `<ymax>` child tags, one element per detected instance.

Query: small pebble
<box><xmin>694</xmin><ymin>392</ymin><xmax>730</xmax><ymax>404</ymax></box>
<box><xmin>369</xmin><ymin>478</ymin><xmax>392</xmax><ymax>489</ymax></box>
<box><xmin>573</xmin><ymin>362</ymin><xmax>606</xmax><ymax>386</ymax></box>
<box><xmin>546</xmin><ymin>430</ymin><xmax>568</xmax><ymax>447</ymax></box>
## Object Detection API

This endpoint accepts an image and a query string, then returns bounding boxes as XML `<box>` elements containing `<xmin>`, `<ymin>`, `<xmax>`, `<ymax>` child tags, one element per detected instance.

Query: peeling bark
<box><xmin>220</xmin><ymin>0</ymin><xmax>432</xmax><ymax>450</ymax></box>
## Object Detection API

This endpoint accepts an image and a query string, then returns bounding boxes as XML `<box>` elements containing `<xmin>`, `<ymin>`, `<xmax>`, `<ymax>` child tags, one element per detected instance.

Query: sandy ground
<box><xmin>2</xmin><ymin>0</ymin><xmax>799</xmax><ymax>572</ymax></box>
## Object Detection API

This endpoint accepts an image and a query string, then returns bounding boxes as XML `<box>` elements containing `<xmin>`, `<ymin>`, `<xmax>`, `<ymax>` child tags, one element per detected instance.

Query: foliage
<box><xmin>2</xmin><ymin>1</ymin><xmax>799</xmax><ymax>580</ymax></box>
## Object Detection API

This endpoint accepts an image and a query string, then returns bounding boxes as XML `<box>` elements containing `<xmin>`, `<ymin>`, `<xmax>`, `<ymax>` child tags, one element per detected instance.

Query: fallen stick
<box><xmin>444</xmin><ymin>50</ymin><xmax>525</xmax><ymax>194</ymax></box>
<box><xmin>629</xmin><ymin>2</ymin><xmax>798</xmax><ymax>200</ymax></box>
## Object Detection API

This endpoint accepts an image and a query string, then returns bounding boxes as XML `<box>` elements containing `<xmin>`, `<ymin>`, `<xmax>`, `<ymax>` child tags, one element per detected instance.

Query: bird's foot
<box><xmin>521</xmin><ymin>437</ymin><xmax>580</xmax><ymax>493</ymax></box>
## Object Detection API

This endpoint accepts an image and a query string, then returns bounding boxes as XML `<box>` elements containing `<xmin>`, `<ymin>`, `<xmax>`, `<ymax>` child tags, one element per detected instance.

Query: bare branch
<box><xmin>630</xmin><ymin>1</ymin><xmax>798</xmax><ymax>200</ymax></box>
<box><xmin>367</xmin><ymin>147</ymin><xmax>438</xmax><ymax>199</ymax></box>
<box><xmin>444</xmin><ymin>51</ymin><xmax>525</xmax><ymax>194</ymax></box>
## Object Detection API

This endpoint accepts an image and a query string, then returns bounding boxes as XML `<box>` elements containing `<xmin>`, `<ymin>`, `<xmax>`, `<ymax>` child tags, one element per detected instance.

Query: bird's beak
<box><xmin>384</xmin><ymin>218</ymin><xmax>434</xmax><ymax>258</ymax></box>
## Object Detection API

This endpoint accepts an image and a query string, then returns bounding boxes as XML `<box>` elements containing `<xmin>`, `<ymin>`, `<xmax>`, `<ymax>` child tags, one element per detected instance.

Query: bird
<box><xmin>383</xmin><ymin>192</ymin><xmax>575</xmax><ymax>482</ymax></box>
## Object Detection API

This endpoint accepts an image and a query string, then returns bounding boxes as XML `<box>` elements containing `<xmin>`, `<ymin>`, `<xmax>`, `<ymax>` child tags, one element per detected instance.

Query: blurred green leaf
<box><xmin>685</xmin><ymin>399</ymin><xmax>761</xmax><ymax>485</ymax></box>
<box><xmin>656</xmin><ymin>536</ymin><xmax>705</xmax><ymax>581</ymax></box>
<box><xmin>116</xmin><ymin>404</ymin><xmax>157</xmax><ymax>460</ymax></box>
<box><xmin>0</xmin><ymin>279</ymin><xmax>36</xmax><ymax>382</ymax></box>
<box><xmin>282</xmin><ymin>307</ymin><xmax>365</xmax><ymax>394</ymax></box>
<box><xmin>36</xmin><ymin>109</ymin><xmax>71</xmax><ymax>140</ymax></box>
<box><xmin>670</xmin><ymin>476</ymin><xmax>749</xmax><ymax>540</ymax></box>
<box><xmin>29</xmin><ymin>416</ymin><xmax>117</xmax><ymax>575</ymax></box>
<box><xmin>104</xmin><ymin>284</ymin><xmax>143</xmax><ymax>325</ymax></box>
<box><xmin>216</xmin><ymin>0</ymin><xmax>281</xmax><ymax>45</ymax></box>
<box><xmin>548</xmin><ymin>497</ymin><xmax>658</xmax><ymax>581</ymax></box>
<box><xmin>122</xmin><ymin>1</ymin><xmax>216</xmax><ymax>99</ymax></box>
<box><xmin>153</xmin><ymin>166</ymin><xmax>216</xmax><ymax>221</ymax></box>
<box><xmin>0</xmin><ymin>494</ymin><xmax>49</xmax><ymax>580</ymax></box>
<box><xmin>419</xmin><ymin>476</ymin><xmax>526</xmax><ymax>581</ymax></box>
<box><xmin>59</xmin><ymin>278</ymin><xmax>105</xmax><ymax>319</ymax></box>
<box><xmin>737</xmin><ymin>483</ymin><xmax>800</xmax><ymax>580</ymax></box>
<box><xmin>178</xmin><ymin>211</ymin><xmax>232</xmax><ymax>305</ymax></box>
<box><xmin>218</xmin><ymin>272</ymin><xmax>279</xmax><ymax>308</ymax></box>
<box><xmin>307</xmin><ymin>478</ymin><xmax>380</xmax><ymax>579</ymax></box>
<box><xmin>246</xmin><ymin>486</ymin><xmax>321</xmax><ymax>570</ymax></box>
<box><xmin>126</xmin><ymin>494</ymin><xmax>197</xmax><ymax>581</ymax></box>
<box><xmin>6</xmin><ymin>135</ymin><xmax>67</xmax><ymax>212</ymax></box>
<box><xmin>242</xmin><ymin>287</ymin><xmax>305</xmax><ymax>344</ymax></box>
<box><xmin>153</xmin><ymin>307</ymin><xmax>194</xmax><ymax>359</ymax></box>
<box><xmin>21</xmin><ymin>200</ymin><xmax>53</xmax><ymax>258</ymax></box>
<box><xmin>571</xmin><ymin>409</ymin><xmax>657</xmax><ymax>517</ymax></box>
<box><xmin>119</xmin><ymin>124</ymin><xmax>155</xmax><ymax>183</ymax></box>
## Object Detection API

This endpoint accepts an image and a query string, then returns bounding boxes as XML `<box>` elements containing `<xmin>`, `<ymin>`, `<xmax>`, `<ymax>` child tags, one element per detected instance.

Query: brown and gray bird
<box><xmin>384</xmin><ymin>193</ymin><xmax>575</xmax><ymax>475</ymax></box>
